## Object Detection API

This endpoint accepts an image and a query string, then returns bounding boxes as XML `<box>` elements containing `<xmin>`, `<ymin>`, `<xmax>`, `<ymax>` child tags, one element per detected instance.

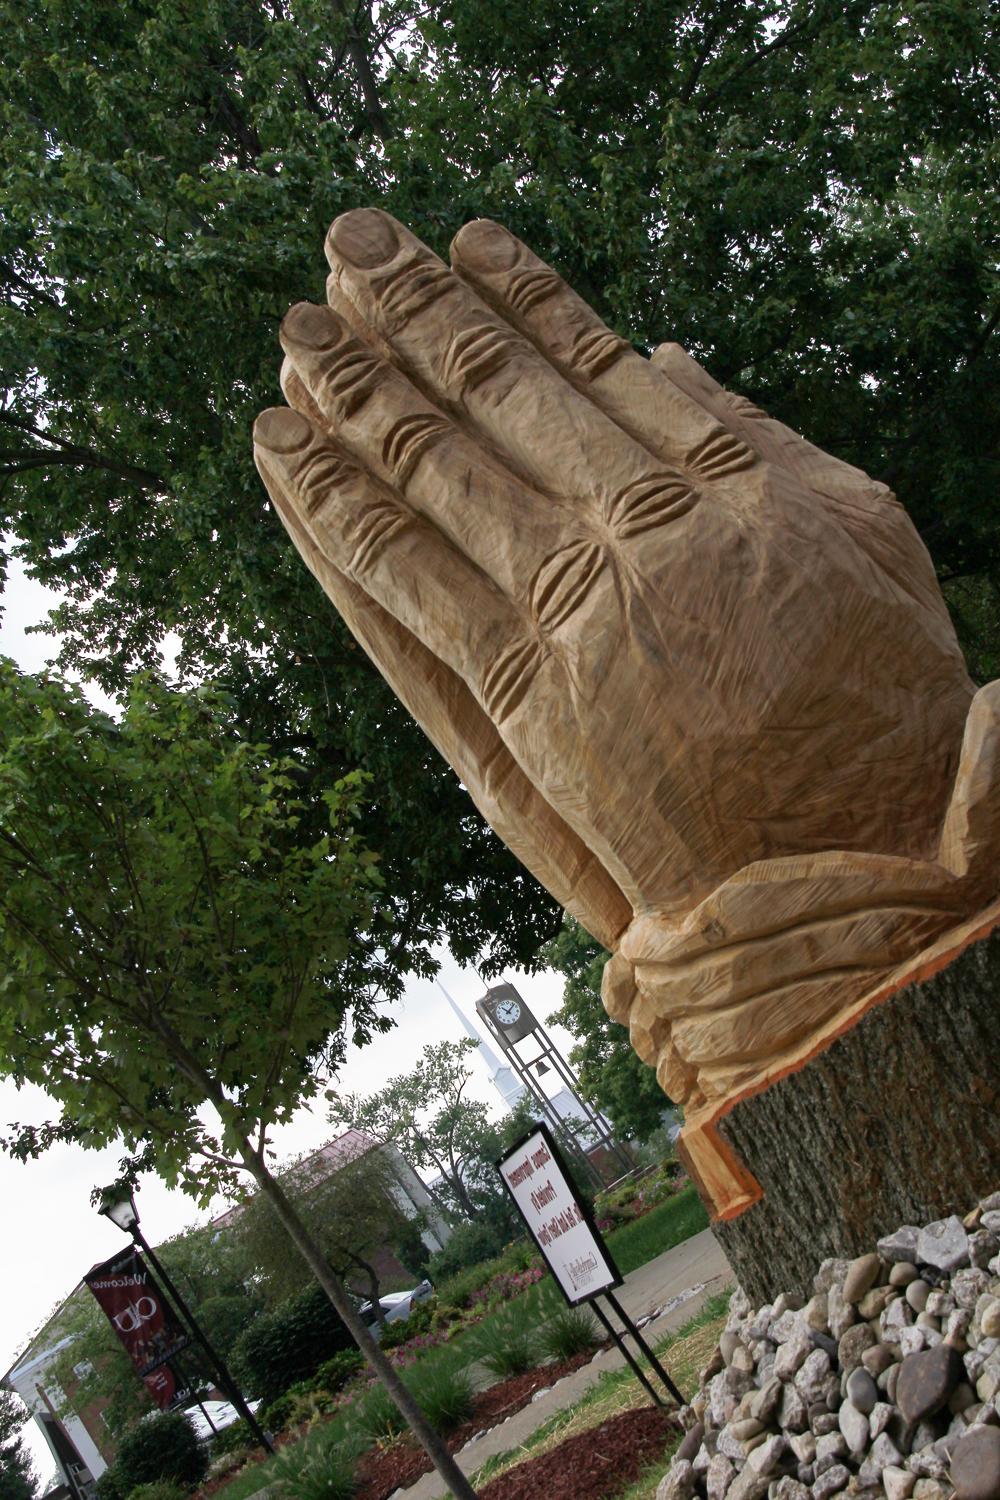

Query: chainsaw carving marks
<box><xmin>343</xmin><ymin>493</ymin><xmax>411</xmax><ymax>581</ymax></box>
<box><xmin>531</xmin><ymin>541</ymin><xmax>606</xmax><ymax>633</ymax></box>
<box><xmin>504</xmin><ymin>266</ymin><xmax>563</xmax><ymax>317</ymax></box>
<box><xmin>607</xmin><ymin>475</ymin><xmax>699</xmax><ymax>539</ymax></box>
<box><xmin>443</xmin><ymin>322</ymin><xmax>521</xmax><ymax>393</ymax></box>
<box><xmin>380</xmin><ymin>411</ymin><xmax>451</xmax><ymax>486</ymax></box>
<box><xmin>686</xmin><ymin>430</ymin><xmax>756</xmax><ymax>480</ymax></box>
<box><xmin>481</xmin><ymin>637</ymin><xmax>545</xmax><ymax>725</ymax></box>
<box><xmin>372</xmin><ymin>256</ymin><xmax>454</xmax><ymax>324</ymax></box>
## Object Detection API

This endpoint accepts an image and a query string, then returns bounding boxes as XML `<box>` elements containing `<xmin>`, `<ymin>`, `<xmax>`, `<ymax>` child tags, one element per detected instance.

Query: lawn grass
<box><xmin>605</xmin><ymin>1184</ymin><xmax>708</xmax><ymax>1276</ymax></box>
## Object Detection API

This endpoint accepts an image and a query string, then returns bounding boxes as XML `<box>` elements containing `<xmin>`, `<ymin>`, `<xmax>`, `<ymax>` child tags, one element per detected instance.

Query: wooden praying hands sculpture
<box><xmin>254</xmin><ymin>210</ymin><xmax>1000</xmax><ymax>1184</ymax></box>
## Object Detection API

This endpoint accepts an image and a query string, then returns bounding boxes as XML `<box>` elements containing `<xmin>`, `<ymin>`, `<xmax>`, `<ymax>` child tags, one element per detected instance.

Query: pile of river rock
<box><xmin>661</xmin><ymin>1194</ymin><xmax>1000</xmax><ymax>1500</ymax></box>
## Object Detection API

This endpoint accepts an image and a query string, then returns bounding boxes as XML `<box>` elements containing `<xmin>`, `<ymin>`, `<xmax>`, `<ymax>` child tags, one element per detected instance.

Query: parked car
<box><xmin>358</xmin><ymin>1280</ymin><xmax>433</xmax><ymax>1338</ymax></box>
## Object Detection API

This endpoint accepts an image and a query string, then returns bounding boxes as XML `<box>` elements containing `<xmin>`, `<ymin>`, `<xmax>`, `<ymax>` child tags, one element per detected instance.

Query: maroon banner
<box><xmin>85</xmin><ymin>1248</ymin><xmax>190</xmax><ymax>1393</ymax></box>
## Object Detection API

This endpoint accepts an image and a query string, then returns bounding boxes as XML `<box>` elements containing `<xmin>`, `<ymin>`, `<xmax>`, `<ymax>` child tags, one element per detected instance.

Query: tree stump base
<box><xmin>683</xmin><ymin>901</ymin><xmax>1000</xmax><ymax>1306</ymax></box>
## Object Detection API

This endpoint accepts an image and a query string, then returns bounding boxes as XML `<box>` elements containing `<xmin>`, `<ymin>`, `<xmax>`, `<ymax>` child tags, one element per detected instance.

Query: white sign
<box><xmin>497</xmin><ymin>1124</ymin><xmax>621</xmax><ymax>1305</ymax></box>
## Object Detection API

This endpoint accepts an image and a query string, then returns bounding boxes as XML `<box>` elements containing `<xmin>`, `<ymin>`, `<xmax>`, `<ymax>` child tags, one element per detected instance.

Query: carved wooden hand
<box><xmin>255</xmin><ymin>210</ymin><xmax>1000</xmax><ymax>1116</ymax></box>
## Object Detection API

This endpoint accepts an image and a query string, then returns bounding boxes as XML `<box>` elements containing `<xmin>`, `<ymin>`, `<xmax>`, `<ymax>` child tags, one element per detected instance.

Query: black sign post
<box><xmin>496</xmin><ymin>1120</ymin><xmax>685</xmax><ymax>1407</ymax></box>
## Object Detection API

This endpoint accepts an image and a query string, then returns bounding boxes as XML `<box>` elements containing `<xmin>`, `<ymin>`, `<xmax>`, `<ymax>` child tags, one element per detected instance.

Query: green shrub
<box><xmin>111</xmin><ymin>1412</ymin><xmax>207</xmax><ymax>1496</ymax></box>
<box><xmin>408</xmin><ymin>1364</ymin><xmax>473</xmax><ymax>1436</ymax></box>
<box><xmin>270</xmin><ymin>1422</ymin><xmax>357</xmax><ymax>1500</ymax></box>
<box><xmin>474</xmin><ymin>1311</ymin><xmax>538</xmax><ymax>1379</ymax></box>
<box><xmin>312</xmin><ymin>1349</ymin><xmax>364</xmax><ymax>1393</ymax></box>
<box><xmin>258</xmin><ymin>1393</ymin><xmax>295</xmax><ymax>1435</ymax></box>
<box><xmin>230</xmin><ymin>1282</ymin><xmax>352</xmax><ymax>1405</ymax></box>
<box><xmin>96</xmin><ymin>1470</ymin><xmax>127</xmax><ymax>1500</ymax></box>
<box><xmin>209</xmin><ymin>1420</ymin><xmax>253</xmax><ymax>1458</ymax></box>
<box><xmin>352</xmin><ymin>1385</ymin><xmax>407</xmax><ymax>1447</ymax></box>
<box><xmin>125</xmin><ymin>1482</ymin><xmax>189</xmax><ymax>1500</ymax></box>
<box><xmin>538</xmin><ymin>1306</ymin><xmax>599</xmax><ymax>1362</ymax></box>
<box><xmin>425</xmin><ymin>1220</ymin><xmax>507</xmax><ymax>1282</ymax></box>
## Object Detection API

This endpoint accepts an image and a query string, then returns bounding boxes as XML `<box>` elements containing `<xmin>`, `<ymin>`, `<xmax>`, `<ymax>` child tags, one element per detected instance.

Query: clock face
<box><xmin>494</xmin><ymin>998</ymin><xmax>522</xmax><ymax>1027</ymax></box>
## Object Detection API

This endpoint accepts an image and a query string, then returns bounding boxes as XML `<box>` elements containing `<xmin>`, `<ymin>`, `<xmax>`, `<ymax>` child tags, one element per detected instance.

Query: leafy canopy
<box><xmin>0</xmin><ymin>663</ymin><xmax>383</xmax><ymax>1202</ymax></box>
<box><xmin>0</xmin><ymin>1390</ymin><xmax>36</xmax><ymax>1500</ymax></box>
<box><xmin>1</xmin><ymin>0</ymin><xmax>997</xmax><ymax>997</ymax></box>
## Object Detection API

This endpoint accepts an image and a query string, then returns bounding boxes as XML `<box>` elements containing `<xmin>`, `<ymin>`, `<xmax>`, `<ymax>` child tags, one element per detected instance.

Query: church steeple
<box><xmin>437</xmin><ymin>981</ymin><xmax>527</xmax><ymax>1110</ymax></box>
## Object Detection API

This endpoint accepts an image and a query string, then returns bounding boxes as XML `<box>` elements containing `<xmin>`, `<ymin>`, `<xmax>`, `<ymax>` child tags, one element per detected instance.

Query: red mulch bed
<box><xmin>480</xmin><ymin>1405</ymin><xmax>680</xmax><ymax>1500</ymax></box>
<box><xmin>352</xmin><ymin>1350</ymin><xmax>602</xmax><ymax>1500</ymax></box>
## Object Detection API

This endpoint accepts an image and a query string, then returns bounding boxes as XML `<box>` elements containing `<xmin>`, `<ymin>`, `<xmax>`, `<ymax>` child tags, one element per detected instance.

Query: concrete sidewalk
<box><xmin>398</xmin><ymin>1227</ymin><xmax>733</xmax><ymax>1500</ymax></box>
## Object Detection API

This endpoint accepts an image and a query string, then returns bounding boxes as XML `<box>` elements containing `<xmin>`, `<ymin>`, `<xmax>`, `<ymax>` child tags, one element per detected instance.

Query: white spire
<box><xmin>437</xmin><ymin>980</ymin><xmax>527</xmax><ymax>1109</ymax></box>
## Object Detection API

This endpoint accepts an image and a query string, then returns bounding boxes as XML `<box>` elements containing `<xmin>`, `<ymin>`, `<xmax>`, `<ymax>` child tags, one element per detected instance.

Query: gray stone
<box><xmin>879</xmin><ymin>1228</ymin><xmax>922</xmax><ymax>1265</ymax></box>
<box><xmin>882</xmin><ymin>1465</ymin><xmax>916</xmax><ymax>1500</ymax></box>
<box><xmin>982</xmin><ymin>1212</ymin><xmax>1000</xmax><ymax>1235</ymax></box>
<box><xmin>911</xmin><ymin>1419</ymin><xmax>942</xmax><ymax>1453</ymax></box>
<box><xmin>706</xmin><ymin>1453</ymin><xmax>737</xmax><ymax>1500</ymax></box>
<box><xmin>911</xmin><ymin>1482</ymin><xmax>950</xmax><ymax>1500</ymax></box>
<box><xmin>843</xmin><ymin>1254</ymin><xmax>883</xmax><ymax>1305</ymax></box>
<box><xmin>846</xmin><ymin>1367</ymin><xmax>878</xmax><ymax>1414</ymax></box>
<box><xmin>779</xmin><ymin>1381</ymin><xmax>809</xmax><ymax>1434</ymax></box>
<box><xmin>926</xmin><ymin>1291</ymin><xmax>954</xmax><ymax>1319</ymax></box>
<box><xmin>954</xmin><ymin>1270</ymin><xmax>992</xmax><ymax>1311</ymax></box>
<box><xmin>837</xmin><ymin>1401</ymin><xmax>869</xmax><ymax>1455</ymax></box>
<box><xmin>897</xmin><ymin>1343</ymin><xmax>966</xmax><ymax>1424</ymax></box>
<box><xmin>949</xmin><ymin>1384</ymin><xmax>978</xmax><ymax>1416</ymax></box>
<box><xmin>890</xmin><ymin>1264</ymin><xmax>920</xmax><ymax>1288</ymax></box>
<box><xmin>658</xmin><ymin>1459</ymin><xmax>698</xmax><ymax>1500</ymax></box>
<box><xmin>900</xmin><ymin>1328</ymin><xmax>929</xmax><ymax>1358</ymax></box>
<box><xmin>727</xmin><ymin>1464</ymin><xmax>771</xmax><ymax>1500</ymax></box>
<box><xmin>733</xmin><ymin>1346</ymin><xmax>757</xmax><ymax>1374</ymax></box>
<box><xmin>751</xmin><ymin>1379</ymin><xmax>783</xmax><ymax>1425</ymax></box>
<box><xmin>827</xmin><ymin>1284</ymin><xmax>855</xmax><ymax>1341</ymax></box>
<box><xmin>813</xmin><ymin>1260</ymin><xmax>851</xmax><ymax>1296</ymax></box>
<box><xmin>870</xmin><ymin>1401</ymin><xmax>894</xmax><ymax>1439</ymax></box>
<box><xmin>747</xmin><ymin>1437</ymin><xmax>787</xmax><ymax>1478</ymax></box>
<box><xmin>789</xmin><ymin>1433</ymin><xmax>816</xmax><ymax>1465</ymax></box>
<box><xmin>809</xmin><ymin>1333</ymin><xmax>838</xmax><ymax>1361</ymax></box>
<box><xmin>797</xmin><ymin>1466</ymin><xmax>815</xmax><ymax>1488</ymax></box>
<box><xmin>804</xmin><ymin>1295</ymin><xmax>830</xmax><ymax>1333</ymax></box>
<box><xmin>969</xmin><ymin>1232</ymin><xmax>999</xmax><ymax>1272</ymax></box>
<box><xmin>718</xmin><ymin>1425</ymin><xmax>746</xmax><ymax>1463</ymax></box>
<box><xmin>858</xmin><ymin>1286</ymin><xmax>895</xmax><ymax>1321</ymax></box>
<box><xmin>861</xmin><ymin>1344</ymin><xmax>895</xmax><ymax>1378</ymax></box>
<box><xmin>676</xmin><ymin>1423</ymin><xmax>705</xmax><ymax>1464</ymax></box>
<box><xmin>810</xmin><ymin>1463</ymin><xmax>849</xmax><ymax>1500</ymax></box>
<box><xmin>950</xmin><ymin>1424</ymin><xmax>1000</xmax><ymax>1500</ymax></box>
<box><xmin>981</xmin><ymin>1301</ymin><xmax>1000</xmax><ymax>1340</ymax></box>
<box><xmin>947</xmin><ymin>1309</ymin><xmax>973</xmax><ymax>1345</ymax></box>
<box><xmin>907</xmin><ymin>1281</ymin><xmax>932</xmax><ymax>1313</ymax></box>
<box><xmin>768</xmin><ymin>1480</ymin><xmax>810</xmax><ymax>1500</ymax></box>
<box><xmin>775</xmin><ymin>1325</ymin><xmax>813</xmax><ymax>1380</ymax></box>
<box><xmin>908</xmin><ymin>1447</ymin><xmax>949</xmax><ymax>1480</ymax></box>
<box><xmin>857</xmin><ymin>1431</ymin><xmax>905</xmax><ymax>1485</ymax></box>
<box><xmin>732</xmin><ymin>1418</ymin><xmax>766</xmax><ymax>1443</ymax></box>
<box><xmin>883</xmin><ymin>1299</ymin><xmax>917</xmax><ymax>1346</ymax></box>
<box><xmin>917</xmin><ymin>1217</ymin><xmax>971</xmax><ymax>1275</ymax></box>
<box><xmin>883</xmin><ymin>1363</ymin><xmax>902</xmax><ymax>1404</ymax></box>
<box><xmin>839</xmin><ymin>1322</ymin><xmax>878</xmax><ymax>1372</ymax></box>
<box><xmin>814</xmin><ymin>1433</ymin><xmax>847</xmax><ymax>1474</ymax></box>
<box><xmin>796</xmin><ymin>1350</ymin><xmax>833</xmax><ymax>1407</ymax></box>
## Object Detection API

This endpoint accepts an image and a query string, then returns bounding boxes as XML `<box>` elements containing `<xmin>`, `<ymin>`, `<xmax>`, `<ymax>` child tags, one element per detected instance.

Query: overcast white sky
<box><xmin>0</xmin><ymin>557</ymin><xmax>573</xmax><ymax>1484</ymax></box>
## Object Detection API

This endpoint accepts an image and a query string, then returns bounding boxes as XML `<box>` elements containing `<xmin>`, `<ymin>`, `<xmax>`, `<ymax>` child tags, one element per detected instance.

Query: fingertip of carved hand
<box><xmin>253</xmin><ymin>408</ymin><xmax>313</xmax><ymax>455</ymax></box>
<box><xmin>326</xmin><ymin>208</ymin><xmax>400</xmax><ymax>270</ymax></box>
<box><xmin>451</xmin><ymin>219</ymin><xmax>519</xmax><ymax>274</ymax></box>
<box><xmin>280</xmin><ymin>301</ymin><xmax>343</xmax><ymax>352</ymax></box>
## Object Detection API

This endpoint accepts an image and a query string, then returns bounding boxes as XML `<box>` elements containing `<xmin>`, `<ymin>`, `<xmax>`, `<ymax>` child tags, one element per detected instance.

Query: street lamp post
<box><xmin>97</xmin><ymin>1186</ymin><xmax>274</xmax><ymax>1455</ymax></box>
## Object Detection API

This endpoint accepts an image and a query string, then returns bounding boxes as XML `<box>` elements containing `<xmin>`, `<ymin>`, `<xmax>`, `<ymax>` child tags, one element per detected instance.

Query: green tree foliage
<box><xmin>0</xmin><ymin>664</ymin><xmax>477</xmax><ymax>1498</ymax></box>
<box><xmin>229</xmin><ymin>1282</ymin><xmax>353</xmax><ymax>1406</ymax></box>
<box><xmin>543</xmin><ymin>918</ymin><xmax>671</xmax><ymax>1142</ymax></box>
<box><xmin>330</xmin><ymin>1040</ymin><xmax>518</xmax><ymax>1231</ymax></box>
<box><xmin>0</xmin><ymin>1391</ymin><xmax>36</xmax><ymax>1500</ymax></box>
<box><xmin>2</xmin><ymin>0</ymin><xmax>997</xmax><ymax>992</ymax></box>
<box><xmin>105</xmin><ymin>1411</ymin><xmax>207</xmax><ymax>1497</ymax></box>
<box><xmin>229</xmin><ymin>1140</ymin><xmax>418</xmax><ymax>1309</ymax></box>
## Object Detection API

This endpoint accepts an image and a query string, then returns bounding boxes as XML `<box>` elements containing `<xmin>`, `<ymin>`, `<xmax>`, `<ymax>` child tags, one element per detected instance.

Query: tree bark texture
<box><xmin>709</xmin><ymin>920</ymin><xmax>1000</xmax><ymax>1307</ymax></box>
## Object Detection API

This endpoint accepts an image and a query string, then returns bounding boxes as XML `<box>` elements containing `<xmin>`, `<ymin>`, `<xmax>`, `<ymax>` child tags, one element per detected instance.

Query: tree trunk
<box><xmin>243</xmin><ymin>1152</ymin><xmax>477</xmax><ymax>1500</ymax></box>
<box><xmin>706</xmin><ymin>917</ymin><xmax>1000</xmax><ymax>1307</ymax></box>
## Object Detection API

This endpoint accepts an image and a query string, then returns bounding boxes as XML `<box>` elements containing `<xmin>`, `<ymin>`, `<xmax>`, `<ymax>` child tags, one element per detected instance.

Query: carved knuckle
<box><xmin>685</xmin><ymin>429</ymin><xmax>756</xmax><ymax>479</ymax></box>
<box><xmin>505</xmin><ymin>266</ymin><xmax>563</xmax><ymax>316</ymax></box>
<box><xmin>296</xmin><ymin>447</ymin><xmax>363</xmax><ymax>518</ymax></box>
<box><xmin>343</xmin><ymin>495</ymin><xmax>411</xmax><ymax>579</ymax></box>
<box><xmin>530</xmin><ymin>541</ymin><xmax>606</xmax><ymax>632</ymax></box>
<box><xmin>570</xmin><ymin>324</ymin><xmax>630</xmax><ymax>381</ymax></box>
<box><xmin>480</xmin><ymin>637</ymin><xmax>544</xmax><ymax>724</ymax></box>
<box><xmin>442</xmin><ymin>322</ymin><xmax>521</xmax><ymax>393</ymax></box>
<box><xmin>371</xmin><ymin>256</ymin><xmax>455</xmax><ymax>324</ymax></box>
<box><xmin>314</xmin><ymin>343</ymin><xmax>383</xmax><ymax>419</ymax></box>
<box><xmin>606</xmin><ymin>474</ymin><xmax>699</xmax><ymax>539</ymax></box>
<box><xmin>380</xmin><ymin>411</ymin><xmax>451</xmax><ymax>485</ymax></box>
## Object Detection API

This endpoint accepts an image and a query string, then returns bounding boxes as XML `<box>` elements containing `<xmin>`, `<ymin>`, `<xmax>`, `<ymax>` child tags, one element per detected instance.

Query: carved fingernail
<box><xmin>253</xmin><ymin>408</ymin><xmax>313</xmax><ymax>454</ymax></box>
<box><xmin>453</xmin><ymin>219</ymin><xmax>519</xmax><ymax>274</ymax></box>
<box><xmin>281</xmin><ymin>302</ymin><xmax>343</xmax><ymax>351</ymax></box>
<box><xmin>326</xmin><ymin>209</ymin><xmax>399</xmax><ymax>269</ymax></box>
